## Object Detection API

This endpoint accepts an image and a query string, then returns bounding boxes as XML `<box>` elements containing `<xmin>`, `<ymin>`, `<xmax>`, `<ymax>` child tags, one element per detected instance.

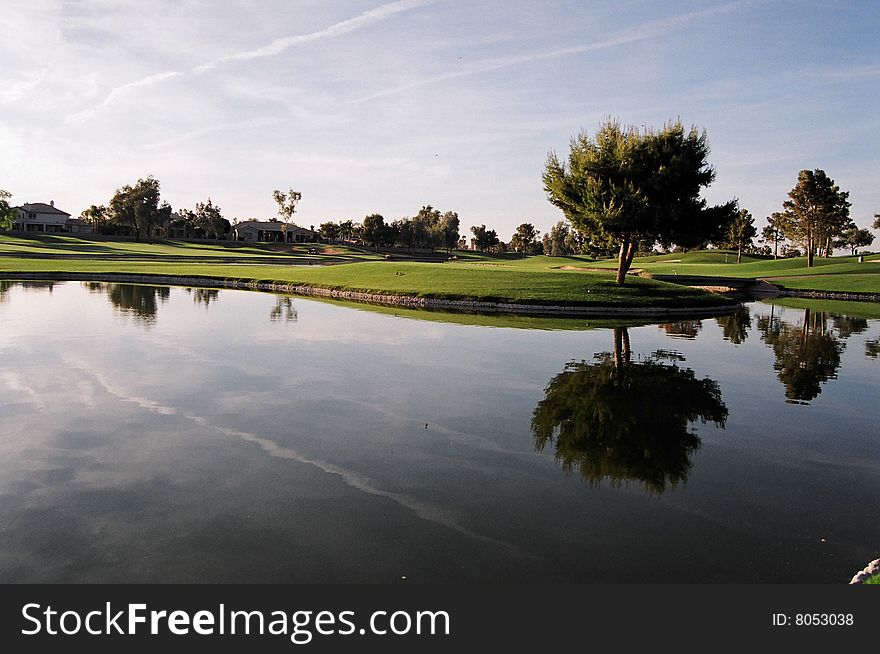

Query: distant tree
<box><xmin>361</xmin><ymin>213</ymin><xmax>386</xmax><ymax>248</ymax></box>
<box><xmin>179</xmin><ymin>198</ymin><xmax>228</xmax><ymax>239</ymax></box>
<box><xmin>273</xmin><ymin>189</ymin><xmax>301</xmax><ymax>223</ymax></box>
<box><xmin>543</xmin><ymin>221</ymin><xmax>572</xmax><ymax>257</ymax></box>
<box><xmin>760</xmin><ymin>212</ymin><xmax>786</xmax><ymax>259</ymax></box>
<box><xmin>439</xmin><ymin>211</ymin><xmax>460</xmax><ymax>251</ymax></box>
<box><xmin>318</xmin><ymin>221</ymin><xmax>340</xmax><ymax>242</ymax></box>
<box><xmin>411</xmin><ymin>205</ymin><xmax>441</xmax><ymax>248</ymax></box>
<box><xmin>0</xmin><ymin>189</ymin><xmax>16</xmax><ymax>229</ymax></box>
<box><xmin>835</xmin><ymin>226</ymin><xmax>874</xmax><ymax>256</ymax></box>
<box><xmin>393</xmin><ymin>218</ymin><xmax>414</xmax><ymax>247</ymax></box>
<box><xmin>509</xmin><ymin>222</ymin><xmax>540</xmax><ymax>256</ymax></box>
<box><xmin>108</xmin><ymin>176</ymin><xmax>170</xmax><ymax>241</ymax></box>
<box><xmin>718</xmin><ymin>207</ymin><xmax>757</xmax><ymax>263</ymax></box>
<box><xmin>543</xmin><ymin>119</ymin><xmax>736</xmax><ymax>284</ymax></box>
<box><xmin>873</xmin><ymin>213</ymin><xmax>880</xmax><ymax>231</ymax></box>
<box><xmin>337</xmin><ymin>220</ymin><xmax>356</xmax><ymax>242</ymax></box>
<box><xmin>470</xmin><ymin>224</ymin><xmax>499</xmax><ymax>252</ymax></box>
<box><xmin>779</xmin><ymin>169</ymin><xmax>851</xmax><ymax>267</ymax></box>
<box><xmin>80</xmin><ymin>204</ymin><xmax>108</xmax><ymax>233</ymax></box>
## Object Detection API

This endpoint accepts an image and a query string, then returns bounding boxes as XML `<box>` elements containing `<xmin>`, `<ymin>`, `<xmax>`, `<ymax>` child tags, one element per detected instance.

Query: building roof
<box><xmin>17</xmin><ymin>202</ymin><xmax>71</xmax><ymax>216</ymax></box>
<box><xmin>234</xmin><ymin>220</ymin><xmax>315</xmax><ymax>234</ymax></box>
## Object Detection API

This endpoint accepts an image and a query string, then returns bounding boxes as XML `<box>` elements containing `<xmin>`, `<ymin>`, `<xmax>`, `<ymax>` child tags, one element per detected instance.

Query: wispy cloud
<box><xmin>141</xmin><ymin>117</ymin><xmax>280</xmax><ymax>150</ymax></box>
<box><xmin>193</xmin><ymin>0</ymin><xmax>437</xmax><ymax>73</ymax></box>
<box><xmin>66</xmin><ymin>70</ymin><xmax>183</xmax><ymax>122</ymax></box>
<box><xmin>350</xmin><ymin>0</ymin><xmax>749</xmax><ymax>103</ymax></box>
<box><xmin>820</xmin><ymin>64</ymin><xmax>880</xmax><ymax>79</ymax></box>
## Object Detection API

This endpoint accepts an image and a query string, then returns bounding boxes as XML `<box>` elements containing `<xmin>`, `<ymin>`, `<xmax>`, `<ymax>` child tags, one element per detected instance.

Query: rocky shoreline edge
<box><xmin>849</xmin><ymin>558</ymin><xmax>880</xmax><ymax>584</ymax></box>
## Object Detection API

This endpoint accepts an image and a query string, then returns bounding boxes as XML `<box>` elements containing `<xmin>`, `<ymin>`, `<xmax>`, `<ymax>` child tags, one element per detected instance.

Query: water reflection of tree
<box><xmin>84</xmin><ymin>283</ymin><xmax>170</xmax><ymax>323</ymax></box>
<box><xmin>185</xmin><ymin>288</ymin><xmax>220</xmax><ymax>308</ymax></box>
<box><xmin>866</xmin><ymin>339</ymin><xmax>880</xmax><ymax>359</ymax></box>
<box><xmin>715</xmin><ymin>306</ymin><xmax>751</xmax><ymax>344</ymax></box>
<box><xmin>658</xmin><ymin>320</ymin><xmax>702</xmax><ymax>339</ymax></box>
<box><xmin>269</xmin><ymin>296</ymin><xmax>298</xmax><ymax>323</ymax></box>
<box><xmin>830</xmin><ymin>314</ymin><xmax>868</xmax><ymax>338</ymax></box>
<box><xmin>757</xmin><ymin>308</ymin><xmax>843</xmax><ymax>404</ymax></box>
<box><xmin>531</xmin><ymin>327</ymin><xmax>728</xmax><ymax>495</ymax></box>
<box><xmin>0</xmin><ymin>280</ymin><xmax>55</xmax><ymax>303</ymax></box>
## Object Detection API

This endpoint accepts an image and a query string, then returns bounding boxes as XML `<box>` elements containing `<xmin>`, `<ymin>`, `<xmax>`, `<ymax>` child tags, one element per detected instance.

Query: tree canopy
<box><xmin>544</xmin><ymin>119</ymin><xmax>735</xmax><ymax>284</ymax></box>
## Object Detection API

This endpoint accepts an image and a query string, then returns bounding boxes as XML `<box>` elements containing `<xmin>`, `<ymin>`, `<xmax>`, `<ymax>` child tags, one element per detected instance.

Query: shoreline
<box><xmin>0</xmin><ymin>271</ymin><xmax>742</xmax><ymax>318</ymax></box>
<box><xmin>777</xmin><ymin>288</ymin><xmax>880</xmax><ymax>302</ymax></box>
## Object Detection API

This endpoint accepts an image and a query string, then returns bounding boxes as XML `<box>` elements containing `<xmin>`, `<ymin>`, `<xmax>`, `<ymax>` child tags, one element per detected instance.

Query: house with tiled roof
<box><xmin>12</xmin><ymin>201</ymin><xmax>92</xmax><ymax>234</ymax></box>
<box><xmin>232</xmin><ymin>220</ymin><xmax>317</xmax><ymax>243</ymax></box>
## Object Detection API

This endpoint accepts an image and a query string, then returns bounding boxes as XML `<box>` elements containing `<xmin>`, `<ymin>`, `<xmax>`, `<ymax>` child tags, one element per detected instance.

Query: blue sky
<box><xmin>2</xmin><ymin>0</ymin><xmax>878</xmax><ymax>240</ymax></box>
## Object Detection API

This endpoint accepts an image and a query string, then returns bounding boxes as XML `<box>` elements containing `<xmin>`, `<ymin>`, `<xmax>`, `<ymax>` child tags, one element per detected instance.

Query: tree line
<box><xmin>77</xmin><ymin>176</ymin><xmax>232</xmax><ymax>241</ymax></box>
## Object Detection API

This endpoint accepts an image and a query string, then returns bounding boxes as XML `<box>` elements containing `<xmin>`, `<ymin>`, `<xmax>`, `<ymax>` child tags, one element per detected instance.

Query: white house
<box><xmin>12</xmin><ymin>201</ymin><xmax>92</xmax><ymax>234</ymax></box>
<box><xmin>233</xmin><ymin>220</ymin><xmax>317</xmax><ymax>243</ymax></box>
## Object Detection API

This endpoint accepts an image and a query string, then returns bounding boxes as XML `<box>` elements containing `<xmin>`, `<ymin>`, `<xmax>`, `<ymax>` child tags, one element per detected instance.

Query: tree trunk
<box><xmin>737</xmin><ymin>243</ymin><xmax>742</xmax><ymax>263</ymax></box>
<box><xmin>615</xmin><ymin>236</ymin><xmax>636</xmax><ymax>285</ymax></box>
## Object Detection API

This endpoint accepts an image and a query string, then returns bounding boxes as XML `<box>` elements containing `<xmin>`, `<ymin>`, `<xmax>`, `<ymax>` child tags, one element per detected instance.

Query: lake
<box><xmin>1</xmin><ymin>281</ymin><xmax>878</xmax><ymax>582</ymax></box>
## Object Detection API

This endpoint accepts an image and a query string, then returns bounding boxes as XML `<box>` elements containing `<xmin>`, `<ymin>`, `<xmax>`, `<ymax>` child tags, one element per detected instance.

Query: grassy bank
<box><xmin>0</xmin><ymin>257</ymin><xmax>729</xmax><ymax>308</ymax></box>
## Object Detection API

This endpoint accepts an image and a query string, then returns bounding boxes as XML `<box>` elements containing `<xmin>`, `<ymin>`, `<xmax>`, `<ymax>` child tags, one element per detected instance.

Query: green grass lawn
<box><xmin>561</xmin><ymin>249</ymin><xmax>880</xmax><ymax>293</ymax></box>
<box><xmin>3</xmin><ymin>234</ymin><xmax>876</xmax><ymax>304</ymax></box>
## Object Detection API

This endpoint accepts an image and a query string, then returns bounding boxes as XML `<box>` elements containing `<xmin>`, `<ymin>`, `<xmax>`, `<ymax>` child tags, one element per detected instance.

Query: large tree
<box><xmin>108</xmin><ymin>176</ymin><xmax>171</xmax><ymax>241</ymax></box>
<box><xmin>543</xmin><ymin>119</ymin><xmax>735</xmax><ymax>284</ymax></box>
<box><xmin>779</xmin><ymin>169</ymin><xmax>851</xmax><ymax>267</ymax></box>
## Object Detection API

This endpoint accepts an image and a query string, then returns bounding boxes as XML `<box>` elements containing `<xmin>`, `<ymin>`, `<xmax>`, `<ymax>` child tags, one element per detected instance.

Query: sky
<box><xmin>1</xmin><ymin>0</ymin><xmax>878</xmax><ymax>239</ymax></box>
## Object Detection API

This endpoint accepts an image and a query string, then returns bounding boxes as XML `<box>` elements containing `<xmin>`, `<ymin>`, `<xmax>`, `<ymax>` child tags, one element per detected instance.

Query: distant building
<box><xmin>12</xmin><ymin>201</ymin><xmax>92</xmax><ymax>234</ymax></box>
<box><xmin>233</xmin><ymin>220</ymin><xmax>318</xmax><ymax>243</ymax></box>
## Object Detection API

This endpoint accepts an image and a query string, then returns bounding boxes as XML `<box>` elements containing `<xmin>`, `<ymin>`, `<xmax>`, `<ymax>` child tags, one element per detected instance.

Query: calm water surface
<box><xmin>1</xmin><ymin>281</ymin><xmax>878</xmax><ymax>582</ymax></box>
